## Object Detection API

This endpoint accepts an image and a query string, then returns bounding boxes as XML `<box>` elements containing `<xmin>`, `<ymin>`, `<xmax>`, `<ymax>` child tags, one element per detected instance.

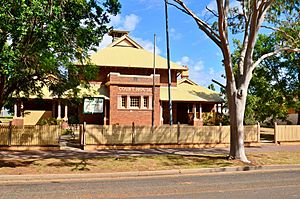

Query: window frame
<box><xmin>130</xmin><ymin>96</ymin><xmax>140</xmax><ymax>109</ymax></box>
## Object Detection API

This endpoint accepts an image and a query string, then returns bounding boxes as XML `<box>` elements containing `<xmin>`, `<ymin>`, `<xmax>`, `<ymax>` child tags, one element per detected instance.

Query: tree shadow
<box><xmin>0</xmin><ymin>159</ymin><xmax>36</xmax><ymax>168</ymax></box>
<box><xmin>47</xmin><ymin>158</ymin><xmax>93</xmax><ymax>171</ymax></box>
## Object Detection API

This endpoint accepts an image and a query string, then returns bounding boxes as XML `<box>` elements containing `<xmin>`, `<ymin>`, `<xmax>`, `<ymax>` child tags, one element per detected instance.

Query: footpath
<box><xmin>0</xmin><ymin>144</ymin><xmax>300</xmax><ymax>182</ymax></box>
<box><xmin>1</xmin><ymin>144</ymin><xmax>300</xmax><ymax>160</ymax></box>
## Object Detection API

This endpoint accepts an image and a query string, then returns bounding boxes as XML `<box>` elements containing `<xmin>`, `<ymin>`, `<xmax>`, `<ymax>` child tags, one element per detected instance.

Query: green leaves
<box><xmin>245</xmin><ymin>32</ymin><xmax>300</xmax><ymax>124</ymax></box>
<box><xmin>0</xmin><ymin>0</ymin><xmax>120</xmax><ymax>109</ymax></box>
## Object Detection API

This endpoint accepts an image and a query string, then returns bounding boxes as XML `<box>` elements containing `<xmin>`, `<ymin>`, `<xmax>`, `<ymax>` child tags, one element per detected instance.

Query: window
<box><xmin>130</xmin><ymin>96</ymin><xmax>140</xmax><ymax>108</ymax></box>
<box><xmin>121</xmin><ymin>96</ymin><xmax>126</xmax><ymax>108</ymax></box>
<box><xmin>143</xmin><ymin>96</ymin><xmax>149</xmax><ymax>108</ymax></box>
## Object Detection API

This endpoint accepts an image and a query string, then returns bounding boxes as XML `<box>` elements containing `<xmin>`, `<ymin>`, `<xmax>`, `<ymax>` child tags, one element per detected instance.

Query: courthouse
<box><xmin>12</xmin><ymin>30</ymin><xmax>223</xmax><ymax>126</ymax></box>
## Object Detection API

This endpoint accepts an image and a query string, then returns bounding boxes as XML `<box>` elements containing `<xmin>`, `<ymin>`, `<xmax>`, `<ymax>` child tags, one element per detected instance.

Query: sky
<box><xmin>97</xmin><ymin>0</ymin><xmax>228</xmax><ymax>90</ymax></box>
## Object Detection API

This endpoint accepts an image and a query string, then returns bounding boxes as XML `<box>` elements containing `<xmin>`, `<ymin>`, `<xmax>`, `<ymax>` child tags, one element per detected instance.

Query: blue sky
<box><xmin>97</xmin><ymin>0</ymin><xmax>226</xmax><ymax>89</ymax></box>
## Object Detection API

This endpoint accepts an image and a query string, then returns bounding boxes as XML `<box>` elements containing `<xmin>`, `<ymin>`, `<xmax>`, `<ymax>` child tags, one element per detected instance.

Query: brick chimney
<box><xmin>109</xmin><ymin>30</ymin><xmax>130</xmax><ymax>42</ymax></box>
<box><xmin>181</xmin><ymin>66</ymin><xmax>189</xmax><ymax>79</ymax></box>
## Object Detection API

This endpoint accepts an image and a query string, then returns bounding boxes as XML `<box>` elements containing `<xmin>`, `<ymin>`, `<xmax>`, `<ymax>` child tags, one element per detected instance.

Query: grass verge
<box><xmin>0</xmin><ymin>151</ymin><xmax>299</xmax><ymax>175</ymax></box>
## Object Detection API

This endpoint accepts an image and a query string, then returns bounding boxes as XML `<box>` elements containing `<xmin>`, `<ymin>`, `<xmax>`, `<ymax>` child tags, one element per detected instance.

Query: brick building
<box><xmin>12</xmin><ymin>30</ymin><xmax>223</xmax><ymax>126</ymax></box>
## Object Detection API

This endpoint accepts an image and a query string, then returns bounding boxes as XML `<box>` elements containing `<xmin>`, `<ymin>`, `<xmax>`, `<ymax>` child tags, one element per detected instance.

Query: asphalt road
<box><xmin>0</xmin><ymin>169</ymin><xmax>300</xmax><ymax>199</ymax></box>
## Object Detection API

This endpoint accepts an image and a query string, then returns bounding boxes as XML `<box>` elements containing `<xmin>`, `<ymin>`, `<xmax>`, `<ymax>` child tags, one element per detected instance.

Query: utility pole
<box><xmin>164</xmin><ymin>0</ymin><xmax>173</xmax><ymax>125</ymax></box>
<box><xmin>152</xmin><ymin>34</ymin><xmax>156</xmax><ymax>127</ymax></box>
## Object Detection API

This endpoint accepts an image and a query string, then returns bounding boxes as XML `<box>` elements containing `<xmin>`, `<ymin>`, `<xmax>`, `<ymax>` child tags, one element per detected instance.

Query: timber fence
<box><xmin>0</xmin><ymin>122</ymin><xmax>61</xmax><ymax>147</ymax></box>
<box><xmin>82</xmin><ymin>123</ymin><xmax>260</xmax><ymax>148</ymax></box>
<box><xmin>274</xmin><ymin>123</ymin><xmax>300</xmax><ymax>144</ymax></box>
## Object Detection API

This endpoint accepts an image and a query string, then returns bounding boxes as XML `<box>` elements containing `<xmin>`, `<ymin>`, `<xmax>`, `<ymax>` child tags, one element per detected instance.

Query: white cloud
<box><xmin>109</xmin><ymin>14</ymin><xmax>122</xmax><ymax>27</ymax></box>
<box><xmin>123</xmin><ymin>14</ymin><xmax>141</xmax><ymax>31</ymax></box>
<box><xmin>176</xmin><ymin>56</ymin><xmax>225</xmax><ymax>89</ymax></box>
<box><xmin>176</xmin><ymin>56</ymin><xmax>190</xmax><ymax>66</ymax></box>
<box><xmin>133</xmin><ymin>37</ymin><xmax>162</xmax><ymax>54</ymax></box>
<box><xmin>93</xmin><ymin>14</ymin><xmax>141</xmax><ymax>52</ymax></box>
<box><xmin>194</xmin><ymin>60</ymin><xmax>204</xmax><ymax>72</ymax></box>
<box><xmin>109</xmin><ymin>14</ymin><xmax>141</xmax><ymax>31</ymax></box>
<box><xmin>170</xmin><ymin>28</ymin><xmax>182</xmax><ymax>40</ymax></box>
<box><xmin>209</xmin><ymin>67</ymin><xmax>215</xmax><ymax>75</ymax></box>
<box><xmin>94</xmin><ymin>34</ymin><xmax>112</xmax><ymax>52</ymax></box>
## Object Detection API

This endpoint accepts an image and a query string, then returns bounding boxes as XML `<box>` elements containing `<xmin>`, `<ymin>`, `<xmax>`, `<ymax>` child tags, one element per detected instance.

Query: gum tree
<box><xmin>169</xmin><ymin>0</ymin><xmax>300</xmax><ymax>162</ymax></box>
<box><xmin>244</xmin><ymin>34</ymin><xmax>300</xmax><ymax>125</ymax></box>
<box><xmin>0</xmin><ymin>0</ymin><xmax>121</xmax><ymax>111</ymax></box>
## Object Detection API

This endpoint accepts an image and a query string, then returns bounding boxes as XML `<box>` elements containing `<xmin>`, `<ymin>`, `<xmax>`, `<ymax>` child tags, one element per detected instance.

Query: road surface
<box><xmin>0</xmin><ymin>169</ymin><xmax>299</xmax><ymax>199</ymax></box>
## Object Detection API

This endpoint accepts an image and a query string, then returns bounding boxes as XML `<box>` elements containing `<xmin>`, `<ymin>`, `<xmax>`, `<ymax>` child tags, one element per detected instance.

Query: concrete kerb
<box><xmin>1</xmin><ymin>164</ymin><xmax>300</xmax><ymax>184</ymax></box>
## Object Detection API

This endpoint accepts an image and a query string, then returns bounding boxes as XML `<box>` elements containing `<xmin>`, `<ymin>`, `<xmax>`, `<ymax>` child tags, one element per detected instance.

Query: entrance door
<box><xmin>176</xmin><ymin>103</ymin><xmax>189</xmax><ymax>124</ymax></box>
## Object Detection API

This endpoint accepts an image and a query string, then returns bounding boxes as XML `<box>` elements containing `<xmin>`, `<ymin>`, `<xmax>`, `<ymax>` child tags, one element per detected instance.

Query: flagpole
<box><xmin>165</xmin><ymin>0</ymin><xmax>173</xmax><ymax>125</ymax></box>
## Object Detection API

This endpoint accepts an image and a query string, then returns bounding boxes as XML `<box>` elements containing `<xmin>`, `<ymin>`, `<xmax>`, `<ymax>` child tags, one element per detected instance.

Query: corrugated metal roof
<box><xmin>64</xmin><ymin>84</ymin><xmax>109</xmax><ymax>99</ymax></box>
<box><xmin>160</xmin><ymin>78</ymin><xmax>223</xmax><ymax>102</ymax></box>
<box><xmin>87</xmin><ymin>34</ymin><xmax>186</xmax><ymax>71</ymax></box>
<box><xmin>89</xmin><ymin>46</ymin><xmax>186</xmax><ymax>70</ymax></box>
<box><xmin>27</xmin><ymin>84</ymin><xmax>109</xmax><ymax>100</ymax></box>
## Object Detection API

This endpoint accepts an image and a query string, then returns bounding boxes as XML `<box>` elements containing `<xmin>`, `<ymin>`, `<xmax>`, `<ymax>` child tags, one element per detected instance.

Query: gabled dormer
<box><xmin>108</xmin><ymin>30</ymin><xmax>143</xmax><ymax>49</ymax></box>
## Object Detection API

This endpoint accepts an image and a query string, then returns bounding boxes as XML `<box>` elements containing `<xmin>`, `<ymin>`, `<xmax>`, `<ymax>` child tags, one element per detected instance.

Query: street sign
<box><xmin>83</xmin><ymin>98</ymin><xmax>104</xmax><ymax>114</ymax></box>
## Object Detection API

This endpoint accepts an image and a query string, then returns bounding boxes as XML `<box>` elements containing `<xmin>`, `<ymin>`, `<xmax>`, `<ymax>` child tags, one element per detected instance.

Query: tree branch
<box><xmin>251</xmin><ymin>48</ymin><xmax>300</xmax><ymax>72</ymax></box>
<box><xmin>261</xmin><ymin>25</ymin><xmax>296</xmax><ymax>43</ymax></box>
<box><xmin>238</xmin><ymin>0</ymin><xmax>251</xmax><ymax>77</ymax></box>
<box><xmin>216</xmin><ymin>0</ymin><xmax>235</xmax><ymax>85</ymax></box>
<box><xmin>166</xmin><ymin>2</ymin><xmax>188</xmax><ymax>15</ymax></box>
<box><xmin>205</xmin><ymin>6</ymin><xmax>218</xmax><ymax>18</ymax></box>
<box><xmin>244</xmin><ymin>0</ymin><xmax>274</xmax><ymax>77</ymax></box>
<box><xmin>172</xmin><ymin>0</ymin><xmax>222</xmax><ymax>48</ymax></box>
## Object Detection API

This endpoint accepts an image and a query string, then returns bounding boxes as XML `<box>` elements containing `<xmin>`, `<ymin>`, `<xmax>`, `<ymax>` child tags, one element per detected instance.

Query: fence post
<box><xmin>257</xmin><ymin>122</ymin><xmax>260</xmax><ymax>143</ymax></box>
<box><xmin>8</xmin><ymin>121</ymin><xmax>12</xmax><ymax>147</ymax></box>
<box><xmin>82</xmin><ymin>122</ymin><xmax>86</xmax><ymax>149</ymax></box>
<box><xmin>177</xmin><ymin>122</ymin><xmax>180</xmax><ymax>144</ymax></box>
<box><xmin>80</xmin><ymin>125</ymin><xmax>83</xmax><ymax>146</ymax></box>
<box><xmin>274</xmin><ymin>122</ymin><xmax>278</xmax><ymax>144</ymax></box>
<box><xmin>132</xmin><ymin>122</ymin><xmax>135</xmax><ymax>145</ymax></box>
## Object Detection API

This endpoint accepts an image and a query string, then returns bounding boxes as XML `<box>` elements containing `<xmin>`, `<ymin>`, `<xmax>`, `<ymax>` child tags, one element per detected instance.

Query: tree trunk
<box><xmin>296</xmin><ymin>70</ymin><xmax>300</xmax><ymax>125</ymax></box>
<box><xmin>0</xmin><ymin>74</ymin><xmax>6</xmax><ymax>111</ymax></box>
<box><xmin>227</xmin><ymin>83</ymin><xmax>250</xmax><ymax>163</ymax></box>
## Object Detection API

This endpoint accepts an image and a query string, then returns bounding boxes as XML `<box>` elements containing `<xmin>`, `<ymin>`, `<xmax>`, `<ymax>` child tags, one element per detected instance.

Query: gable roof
<box><xmin>108</xmin><ymin>35</ymin><xmax>143</xmax><ymax>49</ymax></box>
<box><xmin>177</xmin><ymin>78</ymin><xmax>198</xmax><ymax>86</ymax></box>
<box><xmin>89</xmin><ymin>34</ymin><xmax>187</xmax><ymax>71</ymax></box>
<box><xmin>160</xmin><ymin>78</ymin><xmax>223</xmax><ymax>102</ymax></box>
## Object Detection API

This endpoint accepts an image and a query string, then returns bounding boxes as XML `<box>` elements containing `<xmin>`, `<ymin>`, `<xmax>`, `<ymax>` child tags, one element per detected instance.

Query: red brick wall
<box><xmin>109</xmin><ymin>73</ymin><xmax>161</xmax><ymax>126</ymax></box>
<box><xmin>95</xmin><ymin>67</ymin><xmax>178</xmax><ymax>86</ymax></box>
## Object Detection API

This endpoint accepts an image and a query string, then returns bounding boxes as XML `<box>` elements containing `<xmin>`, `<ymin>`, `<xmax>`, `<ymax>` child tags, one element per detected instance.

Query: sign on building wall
<box><xmin>83</xmin><ymin>98</ymin><xmax>104</xmax><ymax>114</ymax></box>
